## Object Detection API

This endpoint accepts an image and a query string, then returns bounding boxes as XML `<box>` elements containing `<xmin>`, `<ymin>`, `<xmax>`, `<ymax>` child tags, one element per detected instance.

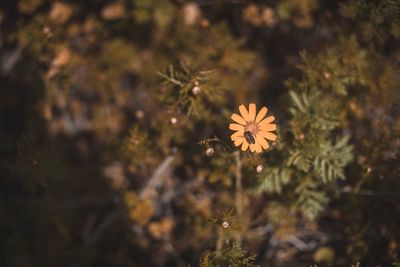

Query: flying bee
<box><xmin>244</xmin><ymin>131</ymin><xmax>256</xmax><ymax>144</ymax></box>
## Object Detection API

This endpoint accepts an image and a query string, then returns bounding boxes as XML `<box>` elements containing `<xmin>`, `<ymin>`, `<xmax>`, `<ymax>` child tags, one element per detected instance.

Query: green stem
<box><xmin>235</xmin><ymin>151</ymin><xmax>243</xmax><ymax>245</ymax></box>
<box><xmin>215</xmin><ymin>228</ymin><xmax>223</xmax><ymax>257</ymax></box>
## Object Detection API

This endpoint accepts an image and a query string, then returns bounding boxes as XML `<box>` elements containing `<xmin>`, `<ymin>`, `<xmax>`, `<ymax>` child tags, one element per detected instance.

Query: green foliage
<box><xmin>340</xmin><ymin>0</ymin><xmax>400</xmax><ymax>42</ymax></box>
<box><xmin>200</xmin><ymin>243</ymin><xmax>258</xmax><ymax>267</ymax></box>
<box><xmin>2</xmin><ymin>0</ymin><xmax>400</xmax><ymax>266</ymax></box>
<box><xmin>313</xmin><ymin>137</ymin><xmax>353</xmax><ymax>183</ymax></box>
<box><xmin>122</xmin><ymin>126</ymin><xmax>151</xmax><ymax>170</ymax></box>
<box><xmin>295</xmin><ymin>37</ymin><xmax>368</xmax><ymax>96</ymax></box>
<box><xmin>157</xmin><ymin>61</ymin><xmax>218</xmax><ymax>117</ymax></box>
<box><xmin>257</xmin><ymin>44</ymin><xmax>355</xmax><ymax>218</ymax></box>
<box><xmin>295</xmin><ymin>179</ymin><xmax>328</xmax><ymax>219</ymax></box>
<box><xmin>256</xmin><ymin>167</ymin><xmax>291</xmax><ymax>194</ymax></box>
<box><xmin>289</xmin><ymin>90</ymin><xmax>340</xmax><ymax>132</ymax></box>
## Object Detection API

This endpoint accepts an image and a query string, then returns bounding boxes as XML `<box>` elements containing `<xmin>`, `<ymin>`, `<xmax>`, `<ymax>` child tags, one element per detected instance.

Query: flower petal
<box><xmin>260</xmin><ymin>123</ymin><xmax>277</xmax><ymax>131</ymax></box>
<box><xmin>229</xmin><ymin>123</ymin><xmax>244</xmax><ymax>131</ymax></box>
<box><xmin>255</xmin><ymin>106</ymin><xmax>268</xmax><ymax>122</ymax></box>
<box><xmin>259</xmin><ymin>115</ymin><xmax>275</xmax><ymax>125</ymax></box>
<box><xmin>241</xmin><ymin>141</ymin><xmax>249</xmax><ymax>151</ymax></box>
<box><xmin>234</xmin><ymin>138</ymin><xmax>244</xmax><ymax>147</ymax></box>
<box><xmin>231</xmin><ymin>113</ymin><xmax>247</xmax><ymax>125</ymax></box>
<box><xmin>239</xmin><ymin>105</ymin><xmax>250</xmax><ymax>122</ymax></box>
<box><xmin>259</xmin><ymin>131</ymin><xmax>277</xmax><ymax>141</ymax></box>
<box><xmin>249</xmin><ymin>144</ymin><xmax>256</xmax><ymax>152</ymax></box>
<box><xmin>256</xmin><ymin>135</ymin><xmax>269</xmax><ymax>149</ymax></box>
<box><xmin>255</xmin><ymin>143</ymin><xmax>262</xmax><ymax>153</ymax></box>
<box><xmin>248</xmin><ymin>103</ymin><xmax>256</xmax><ymax>121</ymax></box>
<box><xmin>231</xmin><ymin>131</ymin><xmax>242</xmax><ymax>141</ymax></box>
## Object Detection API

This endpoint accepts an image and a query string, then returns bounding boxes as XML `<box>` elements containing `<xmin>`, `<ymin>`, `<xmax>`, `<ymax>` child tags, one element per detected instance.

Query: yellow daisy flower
<box><xmin>229</xmin><ymin>103</ymin><xmax>277</xmax><ymax>153</ymax></box>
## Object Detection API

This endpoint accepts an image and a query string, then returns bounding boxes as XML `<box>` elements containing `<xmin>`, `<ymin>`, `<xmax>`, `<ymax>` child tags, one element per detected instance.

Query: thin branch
<box><xmin>286</xmin><ymin>235</ymin><xmax>316</xmax><ymax>252</ymax></box>
<box><xmin>84</xmin><ymin>210</ymin><xmax>122</xmax><ymax>245</ymax></box>
<box><xmin>139</xmin><ymin>155</ymin><xmax>175</xmax><ymax>199</ymax></box>
<box><xmin>157</xmin><ymin>71</ymin><xmax>184</xmax><ymax>87</ymax></box>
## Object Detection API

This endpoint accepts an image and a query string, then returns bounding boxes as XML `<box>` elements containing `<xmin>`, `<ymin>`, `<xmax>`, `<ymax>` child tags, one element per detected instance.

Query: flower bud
<box><xmin>256</xmin><ymin>165</ymin><xmax>263</xmax><ymax>173</ymax></box>
<box><xmin>323</xmin><ymin>71</ymin><xmax>331</xmax><ymax>80</ymax></box>
<box><xmin>42</xmin><ymin>26</ymin><xmax>53</xmax><ymax>37</ymax></box>
<box><xmin>205</xmin><ymin>147</ymin><xmax>214</xmax><ymax>156</ymax></box>
<box><xmin>131</xmin><ymin>139</ymin><xmax>140</xmax><ymax>145</ymax></box>
<box><xmin>135</xmin><ymin>110</ymin><xmax>144</xmax><ymax>119</ymax></box>
<box><xmin>192</xmin><ymin>86</ymin><xmax>201</xmax><ymax>95</ymax></box>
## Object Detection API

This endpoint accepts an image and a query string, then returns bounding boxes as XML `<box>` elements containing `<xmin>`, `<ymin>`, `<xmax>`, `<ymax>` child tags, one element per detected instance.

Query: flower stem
<box><xmin>235</xmin><ymin>150</ymin><xmax>243</xmax><ymax>244</ymax></box>
<box><xmin>215</xmin><ymin>228</ymin><xmax>223</xmax><ymax>257</ymax></box>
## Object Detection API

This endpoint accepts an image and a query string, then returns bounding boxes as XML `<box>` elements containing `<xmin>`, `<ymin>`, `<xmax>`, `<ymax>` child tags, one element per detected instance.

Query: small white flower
<box><xmin>323</xmin><ymin>71</ymin><xmax>331</xmax><ymax>80</ymax></box>
<box><xmin>42</xmin><ymin>26</ymin><xmax>53</xmax><ymax>37</ymax></box>
<box><xmin>256</xmin><ymin>165</ymin><xmax>263</xmax><ymax>173</ymax></box>
<box><xmin>170</xmin><ymin>117</ymin><xmax>178</xmax><ymax>124</ymax></box>
<box><xmin>192</xmin><ymin>86</ymin><xmax>201</xmax><ymax>95</ymax></box>
<box><xmin>205</xmin><ymin>147</ymin><xmax>214</xmax><ymax>156</ymax></box>
<box><xmin>132</xmin><ymin>139</ymin><xmax>140</xmax><ymax>145</ymax></box>
<box><xmin>222</xmin><ymin>221</ymin><xmax>229</xmax><ymax>229</ymax></box>
<box><xmin>135</xmin><ymin>110</ymin><xmax>145</xmax><ymax>119</ymax></box>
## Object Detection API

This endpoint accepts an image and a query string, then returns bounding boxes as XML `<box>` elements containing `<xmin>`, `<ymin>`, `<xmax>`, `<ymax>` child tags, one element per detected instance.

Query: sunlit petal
<box><xmin>259</xmin><ymin>131</ymin><xmax>277</xmax><ymax>141</ymax></box>
<box><xmin>256</xmin><ymin>135</ymin><xmax>269</xmax><ymax>149</ymax></box>
<box><xmin>248</xmin><ymin>103</ymin><xmax>256</xmax><ymax>121</ymax></box>
<box><xmin>229</xmin><ymin>123</ymin><xmax>244</xmax><ymax>131</ymax></box>
<box><xmin>239</xmin><ymin>105</ymin><xmax>250</xmax><ymax>122</ymax></box>
<box><xmin>255</xmin><ymin>106</ymin><xmax>268</xmax><ymax>122</ymax></box>
<box><xmin>231</xmin><ymin>131</ymin><xmax>242</xmax><ymax>141</ymax></box>
<box><xmin>241</xmin><ymin>141</ymin><xmax>249</xmax><ymax>151</ymax></box>
<box><xmin>249</xmin><ymin>143</ymin><xmax>256</xmax><ymax>152</ymax></box>
<box><xmin>260</xmin><ymin>123</ymin><xmax>277</xmax><ymax>131</ymax></box>
<box><xmin>231</xmin><ymin>113</ymin><xmax>247</xmax><ymax>125</ymax></box>
<box><xmin>259</xmin><ymin>115</ymin><xmax>275</xmax><ymax>125</ymax></box>
<box><xmin>234</xmin><ymin>137</ymin><xmax>245</xmax><ymax>146</ymax></box>
<box><xmin>255</xmin><ymin>143</ymin><xmax>262</xmax><ymax>153</ymax></box>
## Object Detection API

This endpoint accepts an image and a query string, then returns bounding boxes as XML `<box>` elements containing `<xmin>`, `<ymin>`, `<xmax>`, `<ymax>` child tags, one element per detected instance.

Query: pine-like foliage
<box><xmin>157</xmin><ymin>61</ymin><xmax>219</xmax><ymax>117</ymax></box>
<box><xmin>256</xmin><ymin>39</ymin><xmax>365</xmax><ymax>218</ymax></box>
<box><xmin>257</xmin><ymin>167</ymin><xmax>292</xmax><ymax>194</ymax></box>
<box><xmin>200</xmin><ymin>244</ymin><xmax>258</xmax><ymax>267</ymax></box>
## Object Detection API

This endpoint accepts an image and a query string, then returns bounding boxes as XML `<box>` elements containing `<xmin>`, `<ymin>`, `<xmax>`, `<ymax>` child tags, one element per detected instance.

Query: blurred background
<box><xmin>0</xmin><ymin>0</ymin><xmax>399</xmax><ymax>266</ymax></box>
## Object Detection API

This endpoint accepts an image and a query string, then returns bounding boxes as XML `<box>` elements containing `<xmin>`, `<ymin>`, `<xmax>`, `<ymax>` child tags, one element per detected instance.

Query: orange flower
<box><xmin>229</xmin><ymin>103</ymin><xmax>277</xmax><ymax>153</ymax></box>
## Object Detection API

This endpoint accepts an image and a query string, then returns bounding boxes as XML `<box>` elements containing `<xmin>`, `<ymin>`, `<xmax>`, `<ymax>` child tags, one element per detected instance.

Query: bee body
<box><xmin>244</xmin><ymin>131</ymin><xmax>255</xmax><ymax>144</ymax></box>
